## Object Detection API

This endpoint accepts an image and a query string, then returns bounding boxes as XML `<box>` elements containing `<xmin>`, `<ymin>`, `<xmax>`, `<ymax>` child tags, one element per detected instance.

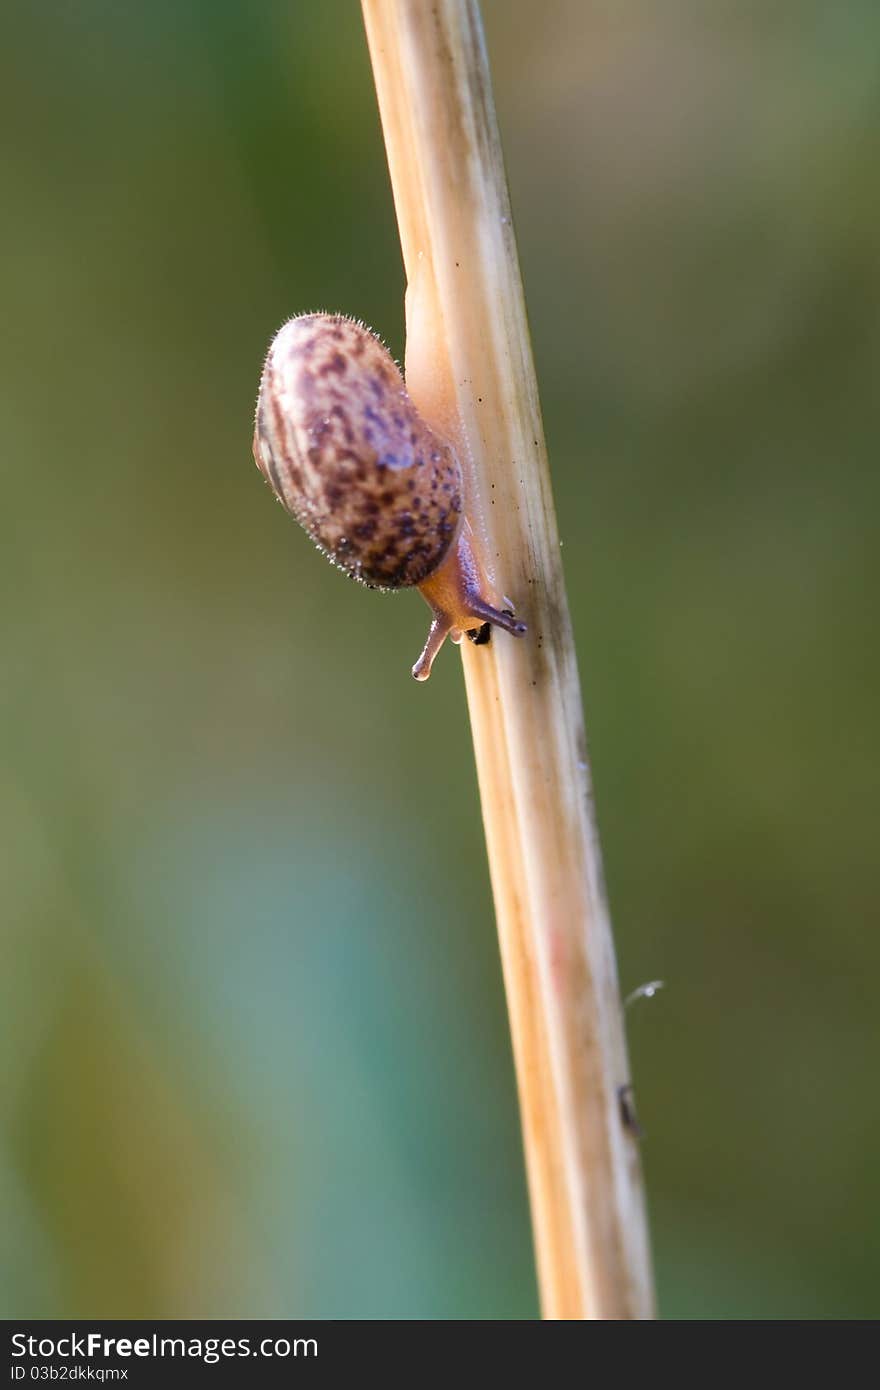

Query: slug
<box><xmin>252</xmin><ymin>313</ymin><xmax>526</xmax><ymax>680</ymax></box>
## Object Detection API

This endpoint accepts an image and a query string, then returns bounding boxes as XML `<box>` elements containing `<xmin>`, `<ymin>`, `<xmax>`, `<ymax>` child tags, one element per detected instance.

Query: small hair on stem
<box><xmin>624</xmin><ymin>980</ymin><xmax>666</xmax><ymax>1010</ymax></box>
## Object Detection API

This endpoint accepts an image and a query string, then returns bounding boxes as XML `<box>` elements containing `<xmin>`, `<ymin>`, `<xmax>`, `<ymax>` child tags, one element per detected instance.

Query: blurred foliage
<box><xmin>1</xmin><ymin>0</ymin><xmax>878</xmax><ymax>1318</ymax></box>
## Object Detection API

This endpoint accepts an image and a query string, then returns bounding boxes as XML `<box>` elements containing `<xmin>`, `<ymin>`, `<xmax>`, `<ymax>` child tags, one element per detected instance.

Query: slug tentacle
<box><xmin>412</xmin><ymin>615</ymin><xmax>451</xmax><ymax>682</ymax></box>
<box><xmin>252</xmin><ymin>312</ymin><xmax>527</xmax><ymax>680</ymax></box>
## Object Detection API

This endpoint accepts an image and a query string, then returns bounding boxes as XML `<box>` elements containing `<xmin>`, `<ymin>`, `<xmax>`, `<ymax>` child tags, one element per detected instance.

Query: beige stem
<box><xmin>361</xmin><ymin>0</ymin><xmax>655</xmax><ymax>1319</ymax></box>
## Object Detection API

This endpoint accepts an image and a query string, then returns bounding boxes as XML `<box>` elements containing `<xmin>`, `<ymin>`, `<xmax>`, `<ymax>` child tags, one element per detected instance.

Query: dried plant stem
<box><xmin>361</xmin><ymin>0</ymin><xmax>654</xmax><ymax>1319</ymax></box>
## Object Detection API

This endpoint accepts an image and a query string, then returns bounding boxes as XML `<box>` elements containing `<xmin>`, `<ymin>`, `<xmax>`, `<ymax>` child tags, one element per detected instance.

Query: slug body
<box><xmin>253</xmin><ymin>313</ymin><xmax>525</xmax><ymax>679</ymax></box>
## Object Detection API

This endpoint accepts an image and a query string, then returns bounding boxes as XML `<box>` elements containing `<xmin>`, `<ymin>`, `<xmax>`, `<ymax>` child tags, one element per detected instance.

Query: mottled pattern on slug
<box><xmin>253</xmin><ymin>314</ymin><xmax>463</xmax><ymax>590</ymax></box>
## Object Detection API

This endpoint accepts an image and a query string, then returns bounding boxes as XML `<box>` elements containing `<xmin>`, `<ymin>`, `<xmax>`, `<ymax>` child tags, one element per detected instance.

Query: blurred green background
<box><xmin>2</xmin><ymin>0</ymin><xmax>878</xmax><ymax>1319</ymax></box>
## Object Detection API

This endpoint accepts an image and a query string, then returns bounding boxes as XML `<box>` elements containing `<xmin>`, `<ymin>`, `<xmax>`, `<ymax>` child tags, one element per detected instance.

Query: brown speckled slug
<box><xmin>253</xmin><ymin>313</ymin><xmax>526</xmax><ymax>680</ymax></box>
